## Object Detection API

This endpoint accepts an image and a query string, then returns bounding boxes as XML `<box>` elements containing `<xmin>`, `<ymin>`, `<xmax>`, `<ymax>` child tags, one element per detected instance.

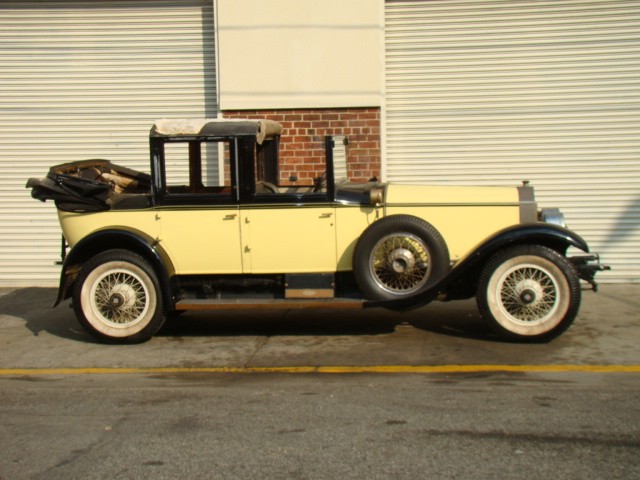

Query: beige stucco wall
<box><xmin>217</xmin><ymin>0</ymin><xmax>383</xmax><ymax>110</ymax></box>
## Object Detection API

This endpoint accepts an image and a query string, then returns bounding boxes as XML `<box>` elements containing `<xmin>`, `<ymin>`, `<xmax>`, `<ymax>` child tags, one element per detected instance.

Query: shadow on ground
<box><xmin>160</xmin><ymin>302</ymin><xmax>493</xmax><ymax>340</ymax></box>
<box><xmin>0</xmin><ymin>288</ymin><xmax>88</xmax><ymax>341</ymax></box>
<box><xmin>0</xmin><ymin>287</ymin><xmax>498</xmax><ymax>344</ymax></box>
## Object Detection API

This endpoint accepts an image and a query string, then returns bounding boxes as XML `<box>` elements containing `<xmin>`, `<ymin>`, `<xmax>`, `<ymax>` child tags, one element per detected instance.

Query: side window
<box><xmin>253</xmin><ymin>137</ymin><xmax>328</xmax><ymax>199</ymax></box>
<box><xmin>163</xmin><ymin>140</ymin><xmax>234</xmax><ymax>202</ymax></box>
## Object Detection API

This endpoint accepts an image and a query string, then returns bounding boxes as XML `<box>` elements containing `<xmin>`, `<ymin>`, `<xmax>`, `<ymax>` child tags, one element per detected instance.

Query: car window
<box><xmin>253</xmin><ymin>137</ymin><xmax>328</xmax><ymax>199</ymax></box>
<box><xmin>163</xmin><ymin>139</ymin><xmax>234</xmax><ymax>201</ymax></box>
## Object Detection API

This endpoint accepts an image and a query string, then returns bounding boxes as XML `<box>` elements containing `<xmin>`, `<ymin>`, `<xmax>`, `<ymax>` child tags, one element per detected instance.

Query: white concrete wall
<box><xmin>217</xmin><ymin>0</ymin><xmax>383</xmax><ymax>109</ymax></box>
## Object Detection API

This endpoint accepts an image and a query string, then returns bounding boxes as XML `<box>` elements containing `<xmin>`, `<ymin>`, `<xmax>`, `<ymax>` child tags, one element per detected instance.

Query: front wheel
<box><xmin>477</xmin><ymin>245</ymin><xmax>581</xmax><ymax>342</ymax></box>
<box><xmin>73</xmin><ymin>249</ymin><xmax>165</xmax><ymax>343</ymax></box>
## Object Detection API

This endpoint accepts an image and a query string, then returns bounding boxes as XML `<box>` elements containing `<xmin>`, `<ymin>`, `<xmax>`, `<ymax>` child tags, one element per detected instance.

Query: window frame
<box><xmin>150</xmin><ymin>135</ymin><xmax>240</xmax><ymax>206</ymax></box>
<box><xmin>239</xmin><ymin>136</ymin><xmax>336</xmax><ymax>205</ymax></box>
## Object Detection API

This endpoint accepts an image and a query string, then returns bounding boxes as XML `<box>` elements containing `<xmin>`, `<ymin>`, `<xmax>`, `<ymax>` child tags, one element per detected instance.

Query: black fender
<box><xmin>368</xmin><ymin>222</ymin><xmax>589</xmax><ymax>311</ymax></box>
<box><xmin>54</xmin><ymin>229</ymin><xmax>175</xmax><ymax>311</ymax></box>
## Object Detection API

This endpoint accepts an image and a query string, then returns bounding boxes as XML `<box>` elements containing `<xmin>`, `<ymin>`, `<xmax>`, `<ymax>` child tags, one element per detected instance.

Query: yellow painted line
<box><xmin>0</xmin><ymin>364</ymin><xmax>639</xmax><ymax>376</ymax></box>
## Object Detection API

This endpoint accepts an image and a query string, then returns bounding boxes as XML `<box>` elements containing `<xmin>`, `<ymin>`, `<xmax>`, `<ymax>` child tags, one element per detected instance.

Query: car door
<box><xmin>158</xmin><ymin>207</ymin><xmax>242</xmax><ymax>274</ymax></box>
<box><xmin>155</xmin><ymin>139</ymin><xmax>243</xmax><ymax>275</ymax></box>
<box><xmin>239</xmin><ymin>203</ymin><xmax>337</xmax><ymax>274</ymax></box>
<box><xmin>237</xmin><ymin>133</ymin><xmax>338</xmax><ymax>274</ymax></box>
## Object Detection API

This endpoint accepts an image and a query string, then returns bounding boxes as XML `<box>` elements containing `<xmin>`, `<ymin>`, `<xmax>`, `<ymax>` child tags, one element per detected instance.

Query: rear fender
<box><xmin>369</xmin><ymin>223</ymin><xmax>589</xmax><ymax>311</ymax></box>
<box><xmin>54</xmin><ymin>229</ymin><xmax>175</xmax><ymax>310</ymax></box>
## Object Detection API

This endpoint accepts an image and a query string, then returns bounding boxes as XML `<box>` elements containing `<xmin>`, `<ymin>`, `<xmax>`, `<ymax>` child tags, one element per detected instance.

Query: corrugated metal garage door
<box><xmin>385</xmin><ymin>0</ymin><xmax>639</xmax><ymax>282</ymax></box>
<box><xmin>0</xmin><ymin>0</ymin><xmax>216</xmax><ymax>286</ymax></box>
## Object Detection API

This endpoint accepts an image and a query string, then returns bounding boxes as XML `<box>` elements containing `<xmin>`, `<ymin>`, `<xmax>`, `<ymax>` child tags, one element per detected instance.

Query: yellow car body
<box><xmin>27</xmin><ymin>119</ymin><xmax>607</xmax><ymax>343</ymax></box>
<box><xmin>58</xmin><ymin>183</ymin><xmax>520</xmax><ymax>275</ymax></box>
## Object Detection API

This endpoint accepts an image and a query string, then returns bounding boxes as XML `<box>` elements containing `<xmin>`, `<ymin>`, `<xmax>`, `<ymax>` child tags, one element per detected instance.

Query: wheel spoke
<box><xmin>371</xmin><ymin>233</ymin><xmax>431</xmax><ymax>293</ymax></box>
<box><xmin>499</xmin><ymin>265</ymin><xmax>558</xmax><ymax>323</ymax></box>
<box><xmin>92</xmin><ymin>270</ymin><xmax>148</xmax><ymax>325</ymax></box>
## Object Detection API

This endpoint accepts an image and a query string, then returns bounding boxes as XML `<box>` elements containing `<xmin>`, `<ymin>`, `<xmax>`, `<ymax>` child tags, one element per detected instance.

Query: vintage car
<box><xmin>27</xmin><ymin>118</ymin><xmax>608</xmax><ymax>343</ymax></box>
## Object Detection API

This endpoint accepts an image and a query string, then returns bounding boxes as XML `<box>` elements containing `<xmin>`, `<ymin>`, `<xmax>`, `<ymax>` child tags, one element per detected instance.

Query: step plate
<box><xmin>174</xmin><ymin>298</ymin><xmax>365</xmax><ymax>311</ymax></box>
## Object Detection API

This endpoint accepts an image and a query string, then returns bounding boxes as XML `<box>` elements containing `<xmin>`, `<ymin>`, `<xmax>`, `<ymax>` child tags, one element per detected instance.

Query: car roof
<box><xmin>150</xmin><ymin>118</ymin><xmax>283</xmax><ymax>144</ymax></box>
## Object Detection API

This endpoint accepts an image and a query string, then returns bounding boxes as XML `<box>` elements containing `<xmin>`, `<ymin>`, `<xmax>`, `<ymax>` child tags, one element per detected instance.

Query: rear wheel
<box><xmin>477</xmin><ymin>245</ymin><xmax>581</xmax><ymax>341</ymax></box>
<box><xmin>73</xmin><ymin>249</ymin><xmax>165</xmax><ymax>343</ymax></box>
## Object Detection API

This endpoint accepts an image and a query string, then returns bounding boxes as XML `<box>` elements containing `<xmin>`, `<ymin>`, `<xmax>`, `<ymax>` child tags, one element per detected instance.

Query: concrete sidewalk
<box><xmin>0</xmin><ymin>284</ymin><xmax>638</xmax><ymax>370</ymax></box>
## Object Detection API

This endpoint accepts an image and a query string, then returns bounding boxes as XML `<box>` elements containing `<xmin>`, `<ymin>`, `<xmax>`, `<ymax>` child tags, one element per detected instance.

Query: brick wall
<box><xmin>224</xmin><ymin>108</ymin><xmax>381</xmax><ymax>184</ymax></box>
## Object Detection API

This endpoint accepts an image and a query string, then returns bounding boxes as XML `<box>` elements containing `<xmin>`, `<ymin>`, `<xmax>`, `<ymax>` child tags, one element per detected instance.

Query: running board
<box><xmin>174</xmin><ymin>298</ymin><xmax>365</xmax><ymax>311</ymax></box>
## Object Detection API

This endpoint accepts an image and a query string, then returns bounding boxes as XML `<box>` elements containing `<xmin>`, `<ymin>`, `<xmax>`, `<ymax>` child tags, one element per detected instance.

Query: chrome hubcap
<box><xmin>389</xmin><ymin>248</ymin><xmax>416</xmax><ymax>274</ymax></box>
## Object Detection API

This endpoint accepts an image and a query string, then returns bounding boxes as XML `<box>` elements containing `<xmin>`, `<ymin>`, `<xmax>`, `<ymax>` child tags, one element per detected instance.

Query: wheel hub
<box><xmin>108</xmin><ymin>292</ymin><xmax>126</xmax><ymax>309</ymax></box>
<box><xmin>388</xmin><ymin>248</ymin><xmax>416</xmax><ymax>274</ymax></box>
<box><xmin>370</xmin><ymin>233</ymin><xmax>431</xmax><ymax>295</ymax></box>
<box><xmin>520</xmin><ymin>289</ymin><xmax>537</xmax><ymax>304</ymax></box>
<box><xmin>106</xmin><ymin>283</ymin><xmax>137</xmax><ymax>312</ymax></box>
<box><xmin>514</xmin><ymin>279</ymin><xmax>545</xmax><ymax>307</ymax></box>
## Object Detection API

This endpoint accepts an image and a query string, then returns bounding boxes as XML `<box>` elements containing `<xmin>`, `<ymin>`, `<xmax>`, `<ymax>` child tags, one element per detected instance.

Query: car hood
<box><xmin>383</xmin><ymin>183</ymin><xmax>520</xmax><ymax>206</ymax></box>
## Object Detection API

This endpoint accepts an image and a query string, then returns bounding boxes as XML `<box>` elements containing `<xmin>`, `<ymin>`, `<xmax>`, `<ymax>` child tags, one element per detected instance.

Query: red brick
<box><xmin>222</xmin><ymin>107</ymin><xmax>382</xmax><ymax>181</ymax></box>
<box><xmin>357</xmin><ymin>111</ymin><xmax>378</xmax><ymax>120</ymax></box>
<box><xmin>303</xmin><ymin>114</ymin><xmax>321</xmax><ymax>121</ymax></box>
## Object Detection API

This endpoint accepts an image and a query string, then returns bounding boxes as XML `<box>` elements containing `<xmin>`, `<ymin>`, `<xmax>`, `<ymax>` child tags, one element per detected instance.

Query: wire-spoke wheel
<box><xmin>90</xmin><ymin>269</ymin><xmax>150</xmax><ymax>325</ymax></box>
<box><xmin>370</xmin><ymin>233</ymin><xmax>431</xmax><ymax>295</ymax></box>
<box><xmin>477</xmin><ymin>245</ymin><xmax>581</xmax><ymax>341</ymax></box>
<box><xmin>73</xmin><ymin>249</ymin><xmax>165</xmax><ymax>343</ymax></box>
<box><xmin>354</xmin><ymin>215</ymin><xmax>450</xmax><ymax>300</ymax></box>
<box><xmin>497</xmin><ymin>265</ymin><xmax>559</xmax><ymax>323</ymax></box>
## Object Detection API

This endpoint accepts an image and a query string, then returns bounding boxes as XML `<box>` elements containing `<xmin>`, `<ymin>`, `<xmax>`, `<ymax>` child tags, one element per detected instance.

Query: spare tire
<box><xmin>353</xmin><ymin>215</ymin><xmax>450</xmax><ymax>301</ymax></box>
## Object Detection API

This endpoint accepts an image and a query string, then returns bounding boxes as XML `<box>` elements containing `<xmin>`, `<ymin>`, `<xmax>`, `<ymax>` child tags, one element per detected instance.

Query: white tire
<box><xmin>477</xmin><ymin>245</ymin><xmax>581</xmax><ymax>341</ymax></box>
<box><xmin>73</xmin><ymin>250</ymin><xmax>164</xmax><ymax>343</ymax></box>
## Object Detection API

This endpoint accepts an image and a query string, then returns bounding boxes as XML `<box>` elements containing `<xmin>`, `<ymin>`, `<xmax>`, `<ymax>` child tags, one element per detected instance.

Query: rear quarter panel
<box><xmin>58</xmin><ymin>210</ymin><xmax>160</xmax><ymax>249</ymax></box>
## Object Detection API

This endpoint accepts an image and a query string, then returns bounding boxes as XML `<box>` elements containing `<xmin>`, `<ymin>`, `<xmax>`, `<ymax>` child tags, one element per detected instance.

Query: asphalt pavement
<box><xmin>0</xmin><ymin>284</ymin><xmax>639</xmax><ymax>479</ymax></box>
<box><xmin>0</xmin><ymin>284</ymin><xmax>638</xmax><ymax>371</ymax></box>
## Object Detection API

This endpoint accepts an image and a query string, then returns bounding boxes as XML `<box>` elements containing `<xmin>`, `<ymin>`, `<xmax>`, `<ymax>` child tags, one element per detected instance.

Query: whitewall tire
<box><xmin>73</xmin><ymin>249</ymin><xmax>165</xmax><ymax>343</ymax></box>
<box><xmin>477</xmin><ymin>245</ymin><xmax>581</xmax><ymax>341</ymax></box>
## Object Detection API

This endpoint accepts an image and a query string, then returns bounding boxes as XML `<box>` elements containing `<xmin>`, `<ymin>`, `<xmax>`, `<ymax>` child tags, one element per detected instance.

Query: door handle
<box><xmin>319</xmin><ymin>213</ymin><xmax>333</xmax><ymax>219</ymax></box>
<box><xmin>224</xmin><ymin>214</ymin><xmax>237</xmax><ymax>220</ymax></box>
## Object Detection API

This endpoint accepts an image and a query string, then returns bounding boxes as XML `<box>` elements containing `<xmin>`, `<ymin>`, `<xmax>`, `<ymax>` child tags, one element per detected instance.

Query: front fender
<box><xmin>452</xmin><ymin>222</ymin><xmax>589</xmax><ymax>269</ymax></box>
<box><xmin>368</xmin><ymin>223</ymin><xmax>589</xmax><ymax>311</ymax></box>
<box><xmin>53</xmin><ymin>228</ymin><xmax>175</xmax><ymax>309</ymax></box>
